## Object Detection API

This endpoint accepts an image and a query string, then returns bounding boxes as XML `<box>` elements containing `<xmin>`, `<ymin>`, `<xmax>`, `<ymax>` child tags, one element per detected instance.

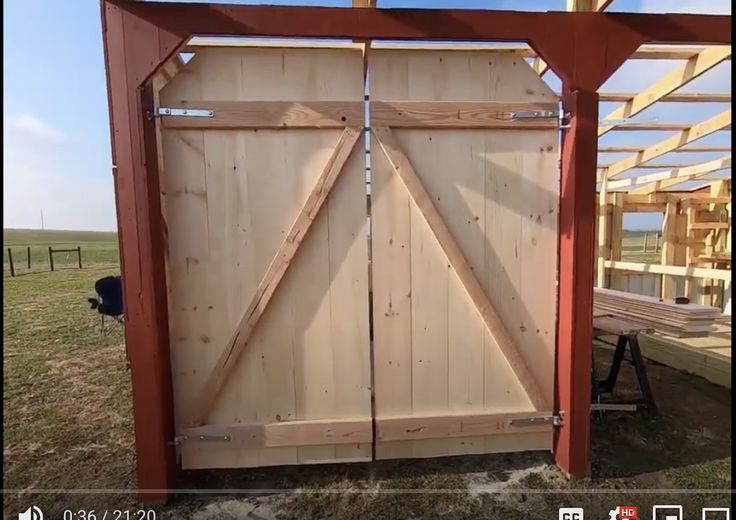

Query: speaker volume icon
<box><xmin>18</xmin><ymin>506</ymin><xmax>43</xmax><ymax>520</ymax></box>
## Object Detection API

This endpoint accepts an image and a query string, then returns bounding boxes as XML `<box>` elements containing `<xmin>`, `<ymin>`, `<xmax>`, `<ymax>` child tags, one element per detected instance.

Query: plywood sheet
<box><xmin>369</xmin><ymin>49</ymin><xmax>559</xmax><ymax>459</ymax></box>
<box><xmin>160</xmin><ymin>47</ymin><xmax>371</xmax><ymax>469</ymax></box>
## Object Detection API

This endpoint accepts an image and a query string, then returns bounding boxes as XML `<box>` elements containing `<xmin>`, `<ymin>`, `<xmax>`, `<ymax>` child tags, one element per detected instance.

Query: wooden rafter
<box><xmin>188</xmin><ymin>127</ymin><xmax>362</xmax><ymax>426</ymax></box>
<box><xmin>371</xmin><ymin>126</ymin><xmax>548</xmax><ymax>411</ymax></box>
<box><xmin>599</xmin><ymin>162</ymin><xmax>728</xmax><ymax>170</ymax></box>
<box><xmin>607</xmin><ymin>156</ymin><xmax>731</xmax><ymax>193</ymax></box>
<box><xmin>599</xmin><ymin>92</ymin><xmax>731</xmax><ymax>103</ymax></box>
<box><xmin>604</xmin><ymin>122</ymin><xmax>731</xmax><ymax>132</ymax></box>
<box><xmin>599</xmin><ymin>145</ymin><xmax>731</xmax><ymax>153</ymax></box>
<box><xmin>598</xmin><ymin>46</ymin><xmax>731</xmax><ymax>136</ymax></box>
<box><xmin>605</xmin><ymin>109</ymin><xmax>732</xmax><ymax>179</ymax></box>
<box><xmin>629</xmin><ymin>157</ymin><xmax>731</xmax><ymax>195</ymax></box>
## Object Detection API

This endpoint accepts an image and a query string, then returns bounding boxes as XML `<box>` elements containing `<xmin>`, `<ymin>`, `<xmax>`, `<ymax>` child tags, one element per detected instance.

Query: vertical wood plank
<box><xmin>370</xmin><ymin>49</ymin><xmax>557</xmax><ymax>459</ymax></box>
<box><xmin>661</xmin><ymin>201</ymin><xmax>678</xmax><ymax>299</ymax></box>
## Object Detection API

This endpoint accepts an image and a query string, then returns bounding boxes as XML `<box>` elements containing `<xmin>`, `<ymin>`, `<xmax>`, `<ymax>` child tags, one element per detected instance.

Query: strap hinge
<box><xmin>148</xmin><ymin>107</ymin><xmax>215</xmax><ymax>119</ymax></box>
<box><xmin>508</xmin><ymin>411</ymin><xmax>564</xmax><ymax>428</ymax></box>
<box><xmin>510</xmin><ymin>110</ymin><xmax>559</xmax><ymax>121</ymax></box>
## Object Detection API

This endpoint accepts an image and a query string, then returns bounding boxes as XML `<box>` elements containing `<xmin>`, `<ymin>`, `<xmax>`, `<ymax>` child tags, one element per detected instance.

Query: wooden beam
<box><xmin>597</xmin><ymin>175</ymin><xmax>609</xmax><ymax>287</ymax></box>
<box><xmin>182</xmin><ymin>40</ymin><xmax>733</xmax><ymax>61</ymax></box>
<box><xmin>604</xmin><ymin>260</ymin><xmax>731</xmax><ymax>282</ymax></box>
<box><xmin>606</xmin><ymin>123</ymin><xmax>731</xmax><ymax>132</ymax></box>
<box><xmin>599</xmin><ymin>146</ymin><xmax>731</xmax><ymax>153</ymax></box>
<box><xmin>661</xmin><ymin>201</ymin><xmax>678</xmax><ymax>299</ymax></box>
<box><xmin>179</xmin><ymin>418</ymin><xmax>373</xmax><ymax>448</ymax></box>
<box><xmin>531</xmin><ymin>57</ymin><xmax>550</xmax><ymax>76</ymax></box>
<box><xmin>605</xmin><ymin>109</ymin><xmax>732</xmax><ymax>179</ymax></box>
<box><xmin>598</xmin><ymin>46</ymin><xmax>731</xmax><ymax>136</ymax></box>
<box><xmin>610</xmin><ymin>193</ymin><xmax>624</xmax><ymax>289</ymax></box>
<box><xmin>600</xmin><ymin>162</ymin><xmax>729</xmax><ymax>169</ymax></box>
<box><xmin>158</xmin><ymin>101</ymin><xmax>364</xmax><ymax>129</ymax></box>
<box><xmin>188</xmin><ymin>127</ymin><xmax>362</xmax><ymax>426</ymax></box>
<box><xmin>608</xmin><ymin>156</ymin><xmax>732</xmax><ymax>192</ymax></box>
<box><xmin>566</xmin><ymin>0</ymin><xmax>596</xmax><ymax>10</ymax></box>
<box><xmin>376</xmin><ymin>411</ymin><xmax>553</xmax><ymax>442</ymax></box>
<box><xmin>371</xmin><ymin>126</ymin><xmax>548</xmax><ymax>411</ymax></box>
<box><xmin>599</xmin><ymin>92</ymin><xmax>731</xmax><ymax>103</ymax></box>
<box><xmin>682</xmin><ymin>196</ymin><xmax>732</xmax><ymax>205</ymax></box>
<box><xmin>628</xmin><ymin>156</ymin><xmax>732</xmax><ymax>195</ymax></box>
<box><xmin>370</xmin><ymin>101</ymin><xmax>559</xmax><ymax>129</ymax></box>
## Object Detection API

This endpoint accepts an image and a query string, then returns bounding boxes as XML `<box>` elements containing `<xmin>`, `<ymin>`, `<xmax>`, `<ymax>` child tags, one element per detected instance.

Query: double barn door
<box><xmin>158</xmin><ymin>45</ymin><xmax>559</xmax><ymax>469</ymax></box>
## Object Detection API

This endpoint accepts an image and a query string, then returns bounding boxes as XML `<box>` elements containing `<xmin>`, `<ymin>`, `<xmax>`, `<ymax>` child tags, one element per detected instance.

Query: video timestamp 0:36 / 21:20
<box><xmin>62</xmin><ymin>510</ymin><xmax>156</xmax><ymax>520</ymax></box>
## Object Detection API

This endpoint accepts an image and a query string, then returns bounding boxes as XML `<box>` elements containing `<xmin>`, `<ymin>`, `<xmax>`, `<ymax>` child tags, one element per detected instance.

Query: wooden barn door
<box><xmin>368</xmin><ymin>49</ymin><xmax>560</xmax><ymax>459</ymax></box>
<box><xmin>158</xmin><ymin>46</ymin><xmax>372</xmax><ymax>469</ymax></box>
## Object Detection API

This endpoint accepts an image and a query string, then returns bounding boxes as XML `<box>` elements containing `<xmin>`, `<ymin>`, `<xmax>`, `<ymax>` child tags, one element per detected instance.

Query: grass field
<box><xmin>620</xmin><ymin>230</ymin><xmax>663</xmax><ymax>264</ymax></box>
<box><xmin>2</xmin><ymin>229</ymin><xmax>731</xmax><ymax>518</ymax></box>
<box><xmin>3</xmin><ymin>229</ymin><xmax>120</xmax><ymax>275</ymax></box>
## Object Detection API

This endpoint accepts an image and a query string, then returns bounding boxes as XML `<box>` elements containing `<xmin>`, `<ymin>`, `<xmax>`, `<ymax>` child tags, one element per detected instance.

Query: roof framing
<box><xmin>603</xmin><ymin>109</ymin><xmax>732</xmax><ymax>180</ymax></box>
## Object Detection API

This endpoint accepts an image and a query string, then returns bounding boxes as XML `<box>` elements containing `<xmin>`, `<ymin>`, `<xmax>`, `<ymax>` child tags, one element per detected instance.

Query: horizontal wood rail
<box><xmin>178</xmin><ymin>411</ymin><xmax>555</xmax><ymax>447</ymax></box>
<box><xmin>376</xmin><ymin>411</ymin><xmax>553</xmax><ymax>442</ymax></box>
<box><xmin>370</xmin><ymin>101</ymin><xmax>560</xmax><ymax>128</ymax></box>
<box><xmin>179</xmin><ymin>418</ymin><xmax>372</xmax><ymax>448</ymax></box>
<box><xmin>184</xmin><ymin>39</ymin><xmax>732</xmax><ymax>62</ymax></box>
<box><xmin>159</xmin><ymin>100</ymin><xmax>562</xmax><ymax>130</ymax></box>
<box><xmin>159</xmin><ymin>101</ymin><xmax>364</xmax><ymax>128</ymax></box>
<box><xmin>604</xmin><ymin>260</ymin><xmax>731</xmax><ymax>282</ymax></box>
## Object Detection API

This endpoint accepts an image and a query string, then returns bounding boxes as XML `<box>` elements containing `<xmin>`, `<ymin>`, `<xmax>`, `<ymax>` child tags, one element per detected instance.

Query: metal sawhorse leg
<box><xmin>596</xmin><ymin>333</ymin><xmax>659</xmax><ymax>415</ymax></box>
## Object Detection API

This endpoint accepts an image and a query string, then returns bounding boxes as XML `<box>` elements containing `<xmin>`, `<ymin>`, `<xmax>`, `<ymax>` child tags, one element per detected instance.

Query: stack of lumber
<box><xmin>593</xmin><ymin>288</ymin><xmax>720</xmax><ymax>338</ymax></box>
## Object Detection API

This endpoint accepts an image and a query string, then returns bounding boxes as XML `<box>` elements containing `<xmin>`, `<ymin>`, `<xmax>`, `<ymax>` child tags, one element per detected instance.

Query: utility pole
<box><xmin>40</xmin><ymin>208</ymin><xmax>45</xmax><ymax>230</ymax></box>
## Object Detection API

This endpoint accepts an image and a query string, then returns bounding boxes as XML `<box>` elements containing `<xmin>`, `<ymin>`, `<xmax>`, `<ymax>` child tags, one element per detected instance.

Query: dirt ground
<box><xmin>5</xmin><ymin>333</ymin><xmax>730</xmax><ymax>518</ymax></box>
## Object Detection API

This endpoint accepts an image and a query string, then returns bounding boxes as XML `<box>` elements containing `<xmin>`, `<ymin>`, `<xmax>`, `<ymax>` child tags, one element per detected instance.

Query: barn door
<box><xmin>368</xmin><ymin>49</ymin><xmax>560</xmax><ymax>459</ymax></box>
<box><xmin>158</xmin><ymin>45</ymin><xmax>559</xmax><ymax>470</ymax></box>
<box><xmin>158</xmin><ymin>47</ymin><xmax>373</xmax><ymax>469</ymax></box>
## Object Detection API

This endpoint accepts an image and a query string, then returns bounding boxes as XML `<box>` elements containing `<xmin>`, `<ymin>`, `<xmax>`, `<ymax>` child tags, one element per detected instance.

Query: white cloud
<box><xmin>9</xmin><ymin>114</ymin><xmax>66</xmax><ymax>143</ymax></box>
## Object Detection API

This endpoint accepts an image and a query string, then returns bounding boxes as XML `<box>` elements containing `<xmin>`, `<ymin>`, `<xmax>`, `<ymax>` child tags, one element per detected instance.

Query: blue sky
<box><xmin>3</xmin><ymin>0</ymin><xmax>731</xmax><ymax>232</ymax></box>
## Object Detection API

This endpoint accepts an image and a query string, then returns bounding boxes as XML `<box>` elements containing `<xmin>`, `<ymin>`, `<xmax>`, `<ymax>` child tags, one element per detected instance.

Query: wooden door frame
<box><xmin>100</xmin><ymin>0</ymin><xmax>730</xmax><ymax>502</ymax></box>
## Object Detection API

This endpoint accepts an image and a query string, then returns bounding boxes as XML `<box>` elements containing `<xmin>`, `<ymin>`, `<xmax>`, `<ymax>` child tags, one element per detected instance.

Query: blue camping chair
<box><xmin>88</xmin><ymin>275</ymin><xmax>124</xmax><ymax>333</ymax></box>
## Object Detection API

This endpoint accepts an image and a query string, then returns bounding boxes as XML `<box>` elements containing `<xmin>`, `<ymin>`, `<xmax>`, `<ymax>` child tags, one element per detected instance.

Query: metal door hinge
<box><xmin>171</xmin><ymin>434</ymin><xmax>231</xmax><ymax>445</ymax></box>
<box><xmin>511</xmin><ymin>110</ymin><xmax>559</xmax><ymax>120</ymax></box>
<box><xmin>148</xmin><ymin>107</ymin><xmax>215</xmax><ymax>119</ymax></box>
<box><xmin>559</xmin><ymin>112</ymin><xmax>572</xmax><ymax>130</ymax></box>
<box><xmin>508</xmin><ymin>411</ymin><xmax>564</xmax><ymax>428</ymax></box>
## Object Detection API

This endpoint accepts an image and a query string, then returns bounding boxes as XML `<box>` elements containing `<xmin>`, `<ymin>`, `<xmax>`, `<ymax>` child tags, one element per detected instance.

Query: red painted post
<box><xmin>554</xmin><ymin>88</ymin><xmax>599</xmax><ymax>476</ymax></box>
<box><xmin>101</xmin><ymin>2</ymin><xmax>180</xmax><ymax>503</ymax></box>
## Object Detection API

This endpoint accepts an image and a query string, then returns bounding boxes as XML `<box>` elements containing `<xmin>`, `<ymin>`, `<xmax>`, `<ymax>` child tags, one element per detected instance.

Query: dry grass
<box><xmin>3</xmin><ymin>266</ymin><xmax>138</xmax><ymax>515</ymax></box>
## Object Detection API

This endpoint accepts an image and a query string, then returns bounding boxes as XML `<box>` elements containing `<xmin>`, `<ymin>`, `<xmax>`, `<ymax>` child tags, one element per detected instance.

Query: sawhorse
<box><xmin>592</xmin><ymin>315</ymin><xmax>659</xmax><ymax>416</ymax></box>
